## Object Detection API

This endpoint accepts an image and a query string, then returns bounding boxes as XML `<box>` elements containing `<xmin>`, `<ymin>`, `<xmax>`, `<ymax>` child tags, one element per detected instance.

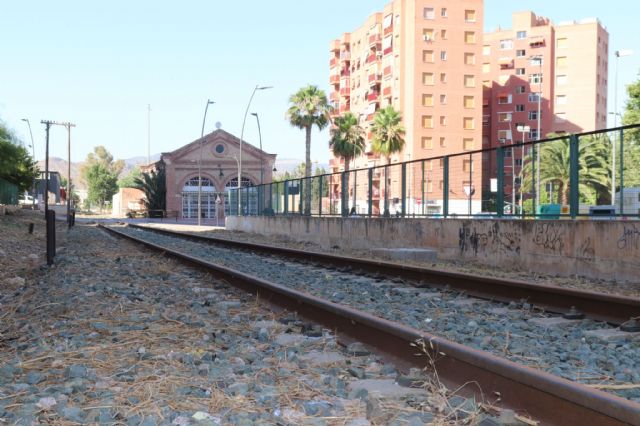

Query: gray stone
<box><xmin>449</xmin><ymin>298</ymin><xmax>480</xmax><ymax>307</ymax></box>
<box><xmin>346</xmin><ymin>342</ymin><xmax>371</xmax><ymax>356</ymax></box>
<box><xmin>65</xmin><ymin>364</ymin><xmax>87</xmax><ymax>379</ymax></box>
<box><xmin>417</xmin><ymin>291</ymin><xmax>442</xmax><ymax>299</ymax></box>
<box><xmin>26</xmin><ymin>372</ymin><xmax>45</xmax><ymax>385</ymax></box>
<box><xmin>275</xmin><ymin>333</ymin><xmax>308</xmax><ymax>346</ymax></box>
<box><xmin>303</xmin><ymin>400</ymin><xmax>333</xmax><ymax>416</ymax></box>
<box><xmin>347</xmin><ymin>379</ymin><xmax>428</xmax><ymax>400</ymax></box>
<box><xmin>300</xmin><ymin>351</ymin><xmax>346</xmax><ymax>366</ymax></box>
<box><xmin>346</xmin><ymin>418</ymin><xmax>371</xmax><ymax>426</ymax></box>
<box><xmin>140</xmin><ymin>416</ymin><xmax>158</xmax><ymax>426</ymax></box>
<box><xmin>584</xmin><ymin>328</ymin><xmax>640</xmax><ymax>342</ymax></box>
<box><xmin>61</xmin><ymin>406</ymin><xmax>85</xmax><ymax>423</ymax></box>
<box><xmin>371</xmin><ymin>248</ymin><xmax>437</xmax><ymax>262</ymax></box>
<box><xmin>227</xmin><ymin>382</ymin><xmax>250</xmax><ymax>396</ymax></box>
<box><xmin>528</xmin><ymin>317</ymin><xmax>579</xmax><ymax>329</ymax></box>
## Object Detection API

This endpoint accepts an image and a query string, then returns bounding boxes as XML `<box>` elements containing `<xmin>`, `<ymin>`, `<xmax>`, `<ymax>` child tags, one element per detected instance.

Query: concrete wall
<box><xmin>227</xmin><ymin>216</ymin><xmax>640</xmax><ymax>283</ymax></box>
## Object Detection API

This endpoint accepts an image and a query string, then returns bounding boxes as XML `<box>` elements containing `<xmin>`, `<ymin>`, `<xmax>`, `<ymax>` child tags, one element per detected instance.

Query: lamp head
<box><xmin>251</xmin><ymin>112</ymin><xmax>258</xmax><ymax>117</ymax></box>
<box><xmin>207</xmin><ymin>99</ymin><xmax>215</xmax><ymax>105</ymax></box>
<box><xmin>257</xmin><ymin>86</ymin><xmax>273</xmax><ymax>91</ymax></box>
<box><xmin>21</xmin><ymin>118</ymin><xmax>28</xmax><ymax>122</ymax></box>
<box><xmin>272</xmin><ymin>166</ymin><xmax>277</xmax><ymax>172</ymax></box>
<box><xmin>616</xmin><ymin>50</ymin><xmax>633</xmax><ymax>58</ymax></box>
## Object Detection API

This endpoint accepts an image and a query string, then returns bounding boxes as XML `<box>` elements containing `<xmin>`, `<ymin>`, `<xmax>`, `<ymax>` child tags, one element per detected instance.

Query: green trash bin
<box><xmin>536</xmin><ymin>204</ymin><xmax>561</xmax><ymax>219</ymax></box>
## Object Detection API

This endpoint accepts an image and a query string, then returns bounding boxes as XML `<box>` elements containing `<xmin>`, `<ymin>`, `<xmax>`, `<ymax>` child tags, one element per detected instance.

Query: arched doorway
<box><xmin>181</xmin><ymin>177</ymin><xmax>217</xmax><ymax>219</ymax></box>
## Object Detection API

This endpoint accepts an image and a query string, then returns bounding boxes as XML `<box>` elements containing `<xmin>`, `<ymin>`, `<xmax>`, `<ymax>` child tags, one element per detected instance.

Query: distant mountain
<box><xmin>37</xmin><ymin>154</ymin><xmax>161</xmax><ymax>190</ymax></box>
<box><xmin>274</xmin><ymin>158</ymin><xmax>329</xmax><ymax>174</ymax></box>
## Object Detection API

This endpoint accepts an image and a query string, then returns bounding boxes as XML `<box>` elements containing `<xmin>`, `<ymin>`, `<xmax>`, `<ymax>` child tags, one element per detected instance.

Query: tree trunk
<box><xmin>384</xmin><ymin>156</ymin><xmax>391</xmax><ymax>217</ymax></box>
<box><xmin>343</xmin><ymin>158</ymin><xmax>350</xmax><ymax>216</ymax></box>
<box><xmin>304</xmin><ymin>126</ymin><xmax>312</xmax><ymax>215</ymax></box>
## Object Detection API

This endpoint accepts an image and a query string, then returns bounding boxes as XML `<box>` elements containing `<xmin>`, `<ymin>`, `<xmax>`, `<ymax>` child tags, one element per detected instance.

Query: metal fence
<box><xmin>0</xmin><ymin>178</ymin><xmax>19</xmax><ymax>205</ymax></box>
<box><xmin>229</xmin><ymin>124</ymin><xmax>640</xmax><ymax>219</ymax></box>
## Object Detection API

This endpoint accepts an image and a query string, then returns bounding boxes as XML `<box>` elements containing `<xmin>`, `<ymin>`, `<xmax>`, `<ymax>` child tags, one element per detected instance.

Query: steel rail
<box><xmin>101</xmin><ymin>224</ymin><xmax>640</xmax><ymax>426</ymax></box>
<box><xmin>127</xmin><ymin>224</ymin><xmax>640</xmax><ymax>325</ymax></box>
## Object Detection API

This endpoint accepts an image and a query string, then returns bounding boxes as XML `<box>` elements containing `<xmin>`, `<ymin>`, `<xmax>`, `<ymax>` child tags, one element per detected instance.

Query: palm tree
<box><xmin>286</xmin><ymin>85</ymin><xmax>331</xmax><ymax>215</ymax></box>
<box><xmin>329</xmin><ymin>112</ymin><xmax>365</xmax><ymax>215</ymax></box>
<box><xmin>521</xmin><ymin>134</ymin><xmax>610</xmax><ymax>207</ymax></box>
<box><xmin>370</xmin><ymin>106</ymin><xmax>405</xmax><ymax>216</ymax></box>
<box><xmin>134</xmin><ymin>169</ymin><xmax>166</xmax><ymax>212</ymax></box>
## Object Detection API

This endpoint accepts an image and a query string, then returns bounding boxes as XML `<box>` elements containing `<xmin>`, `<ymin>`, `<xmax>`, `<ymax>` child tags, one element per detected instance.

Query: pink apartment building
<box><xmin>329</xmin><ymin>0</ymin><xmax>483</xmax><ymax>215</ymax></box>
<box><xmin>482</xmin><ymin>11</ymin><xmax>608</xmax><ymax>205</ymax></box>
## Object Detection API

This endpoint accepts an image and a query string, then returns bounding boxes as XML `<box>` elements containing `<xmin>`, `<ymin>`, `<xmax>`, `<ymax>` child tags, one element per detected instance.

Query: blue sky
<box><xmin>1</xmin><ymin>0</ymin><xmax>639</xmax><ymax>165</ymax></box>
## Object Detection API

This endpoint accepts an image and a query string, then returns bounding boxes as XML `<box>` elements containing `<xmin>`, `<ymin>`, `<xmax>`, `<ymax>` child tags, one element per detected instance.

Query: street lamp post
<box><xmin>250</xmin><ymin>112</ymin><xmax>264</xmax><ymax>185</ymax></box>
<box><xmin>517</xmin><ymin>125</ymin><xmax>530</xmax><ymax>214</ymax></box>
<box><xmin>612</xmin><ymin>49</ymin><xmax>633</xmax><ymax>203</ymax></box>
<box><xmin>21</xmin><ymin>118</ymin><xmax>36</xmax><ymax>210</ymax></box>
<box><xmin>238</xmin><ymin>86</ymin><xmax>272</xmax><ymax>215</ymax></box>
<box><xmin>529</xmin><ymin>55</ymin><xmax>543</xmax><ymax>208</ymax></box>
<box><xmin>198</xmin><ymin>99</ymin><xmax>215</xmax><ymax>226</ymax></box>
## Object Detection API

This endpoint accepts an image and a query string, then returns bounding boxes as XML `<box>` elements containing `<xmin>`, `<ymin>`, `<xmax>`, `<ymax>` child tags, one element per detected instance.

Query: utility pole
<box><xmin>147</xmin><ymin>104</ymin><xmax>151</xmax><ymax>165</ymax></box>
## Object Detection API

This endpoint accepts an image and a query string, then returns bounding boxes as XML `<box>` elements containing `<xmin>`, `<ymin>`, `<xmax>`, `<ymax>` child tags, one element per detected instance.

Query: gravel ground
<box><xmin>174</xmin><ymin>227</ymin><xmax>639</xmax><ymax>299</ymax></box>
<box><xmin>114</xmin><ymin>225</ymin><xmax>640</xmax><ymax>403</ymax></box>
<box><xmin>0</xmin><ymin>213</ymin><xmax>528</xmax><ymax>425</ymax></box>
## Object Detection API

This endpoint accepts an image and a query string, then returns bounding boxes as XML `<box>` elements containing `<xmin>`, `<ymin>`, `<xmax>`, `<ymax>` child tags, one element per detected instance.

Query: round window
<box><xmin>215</xmin><ymin>144</ymin><xmax>225</xmax><ymax>154</ymax></box>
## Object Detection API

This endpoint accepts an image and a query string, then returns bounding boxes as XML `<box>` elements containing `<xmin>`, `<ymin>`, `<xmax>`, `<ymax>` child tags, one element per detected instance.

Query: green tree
<box><xmin>520</xmin><ymin>134</ymin><xmax>611</xmax><ymax>207</ymax></box>
<box><xmin>133</xmin><ymin>169</ymin><xmax>166</xmax><ymax>210</ymax></box>
<box><xmin>85</xmin><ymin>163</ymin><xmax>118</xmax><ymax>211</ymax></box>
<box><xmin>286</xmin><ymin>85</ymin><xmax>331</xmax><ymax>215</ymax></box>
<box><xmin>329</xmin><ymin>112</ymin><xmax>365</xmax><ymax>214</ymax></box>
<box><xmin>81</xmin><ymin>146</ymin><xmax>122</xmax><ymax>211</ymax></box>
<box><xmin>118</xmin><ymin>166</ymin><xmax>142</xmax><ymax>188</ymax></box>
<box><xmin>621</xmin><ymin>72</ymin><xmax>640</xmax><ymax>188</ymax></box>
<box><xmin>370</xmin><ymin>106</ymin><xmax>405</xmax><ymax>216</ymax></box>
<box><xmin>0</xmin><ymin>120</ymin><xmax>38</xmax><ymax>192</ymax></box>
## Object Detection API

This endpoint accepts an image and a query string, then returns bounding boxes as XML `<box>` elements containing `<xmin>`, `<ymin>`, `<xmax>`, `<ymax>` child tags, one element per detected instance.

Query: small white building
<box><xmin>615</xmin><ymin>188</ymin><xmax>640</xmax><ymax>216</ymax></box>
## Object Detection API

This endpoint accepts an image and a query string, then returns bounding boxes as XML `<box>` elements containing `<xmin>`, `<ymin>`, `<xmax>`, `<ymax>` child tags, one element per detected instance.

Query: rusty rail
<box><xmin>102</xmin><ymin>224</ymin><xmax>640</xmax><ymax>426</ymax></box>
<box><xmin>127</xmin><ymin>224</ymin><xmax>640</xmax><ymax>325</ymax></box>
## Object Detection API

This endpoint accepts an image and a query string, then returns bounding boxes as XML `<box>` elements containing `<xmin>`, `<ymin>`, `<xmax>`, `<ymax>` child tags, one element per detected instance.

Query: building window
<box><xmin>423</xmin><ymin>7</ymin><xmax>435</xmax><ymax>19</ymax></box>
<box><xmin>529</xmin><ymin>73</ymin><xmax>543</xmax><ymax>84</ymax></box>
<box><xmin>516</xmin><ymin>104</ymin><xmax>525</xmax><ymax>112</ymax></box>
<box><xmin>423</xmin><ymin>28</ymin><xmax>435</xmax><ymax>41</ymax></box>
<box><xmin>421</xmin><ymin>136</ymin><xmax>433</xmax><ymax>149</ymax></box>
<box><xmin>440</xmin><ymin>73</ymin><xmax>447</xmax><ymax>83</ymax></box>
<box><xmin>423</xmin><ymin>50</ymin><xmax>434</xmax><ymax>63</ymax></box>
<box><xmin>528</xmin><ymin>93</ymin><xmax>540</xmax><ymax>103</ymax></box>
<box><xmin>463</xmin><ymin>138</ymin><xmax>474</xmax><ymax>150</ymax></box>
<box><xmin>528</xmin><ymin>111</ymin><xmax>538</xmax><ymax>120</ymax></box>
<box><xmin>498</xmin><ymin>112</ymin><xmax>512</xmax><ymax>122</ymax></box>
<box><xmin>557</xmin><ymin>56</ymin><xmax>567</xmax><ymax>68</ymax></box>
<box><xmin>516</xmin><ymin>49</ymin><xmax>526</xmax><ymax>57</ymax></box>
<box><xmin>482</xmin><ymin>63</ymin><xmax>490</xmax><ymax>73</ymax></box>
<box><xmin>517</xmin><ymin>31</ymin><xmax>527</xmax><ymax>39</ymax></box>
<box><xmin>422</xmin><ymin>72</ymin><xmax>434</xmax><ymax>85</ymax></box>
<box><xmin>498</xmin><ymin>94</ymin><xmax>512</xmax><ymax>104</ymax></box>
<box><xmin>464</xmin><ymin>52</ymin><xmax>475</xmax><ymax>65</ymax></box>
<box><xmin>422</xmin><ymin>94</ymin><xmax>434</xmax><ymax>106</ymax></box>
<box><xmin>464</xmin><ymin>31</ymin><xmax>476</xmax><ymax>44</ymax></box>
<box><xmin>557</xmin><ymin>37</ymin><xmax>568</xmax><ymax>49</ymax></box>
<box><xmin>422</xmin><ymin>115</ymin><xmax>434</xmax><ymax>128</ymax></box>
<box><xmin>441</xmin><ymin>8</ymin><xmax>447</xmax><ymax>17</ymax></box>
<box><xmin>557</xmin><ymin>75</ymin><xmax>567</xmax><ymax>85</ymax></box>
<box><xmin>463</xmin><ymin>117</ymin><xmax>475</xmax><ymax>130</ymax></box>
<box><xmin>465</xmin><ymin>9</ymin><xmax>476</xmax><ymax>22</ymax></box>
<box><xmin>483</xmin><ymin>45</ymin><xmax>490</xmax><ymax>55</ymax></box>
<box><xmin>556</xmin><ymin>95</ymin><xmax>567</xmax><ymax>105</ymax></box>
<box><xmin>498</xmin><ymin>130</ymin><xmax>512</xmax><ymax>141</ymax></box>
<box><xmin>463</xmin><ymin>95</ymin><xmax>475</xmax><ymax>108</ymax></box>
<box><xmin>440</xmin><ymin>116</ymin><xmax>447</xmax><ymax>126</ymax></box>
<box><xmin>516</xmin><ymin>68</ymin><xmax>525</xmax><ymax>75</ymax></box>
<box><xmin>529</xmin><ymin>129</ymin><xmax>539</xmax><ymax>139</ymax></box>
<box><xmin>440</xmin><ymin>29</ymin><xmax>447</xmax><ymax>39</ymax></box>
<box><xmin>463</xmin><ymin>159</ymin><xmax>474</xmax><ymax>172</ymax></box>
<box><xmin>464</xmin><ymin>74</ymin><xmax>475</xmax><ymax>87</ymax></box>
<box><xmin>516</xmin><ymin>86</ymin><xmax>526</xmax><ymax>94</ymax></box>
<box><xmin>440</xmin><ymin>94</ymin><xmax>447</xmax><ymax>104</ymax></box>
<box><xmin>440</xmin><ymin>137</ymin><xmax>446</xmax><ymax>147</ymax></box>
<box><xmin>440</xmin><ymin>51</ymin><xmax>447</xmax><ymax>61</ymax></box>
<box><xmin>500</xmin><ymin>39</ymin><xmax>513</xmax><ymax>50</ymax></box>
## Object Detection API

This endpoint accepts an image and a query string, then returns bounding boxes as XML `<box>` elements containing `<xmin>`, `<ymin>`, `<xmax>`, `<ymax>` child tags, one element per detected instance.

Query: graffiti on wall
<box><xmin>532</xmin><ymin>223</ymin><xmax>566</xmax><ymax>254</ymax></box>
<box><xmin>578</xmin><ymin>237</ymin><xmax>595</xmax><ymax>261</ymax></box>
<box><xmin>458</xmin><ymin>222</ymin><xmax>521</xmax><ymax>256</ymax></box>
<box><xmin>617</xmin><ymin>224</ymin><xmax>640</xmax><ymax>251</ymax></box>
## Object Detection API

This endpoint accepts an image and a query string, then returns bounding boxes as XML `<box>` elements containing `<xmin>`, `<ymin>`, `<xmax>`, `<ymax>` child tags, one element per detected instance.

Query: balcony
<box><xmin>529</xmin><ymin>36</ymin><xmax>545</xmax><ymax>47</ymax></box>
<box><xmin>330</xmin><ymin>91</ymin><xmax>340</xmax><ymax>102</ymax></box>
<box><xmin>366</xmin><ymin>113</ymin><xmax>375</xmax><ymax>121</ymax></box>
<box><xmin>330</xmin><ymin>57</ymin><xmax>338</xmax><ymax>68</ymax></box>
<box><xmin>339</xmin><ymin>103</ymin><xmax>351</xmax><ymax>113</ymax></box>
<box><xmin>382</xmin><ymin>86</ymin><xmax>392</xmax><ymax>97</ymax></box>
<box><xmin>330</xmin><ymin>75</ymin><xmax>340</xmax><ymax>85</ymax></box>
<box><xmin>368</xmin><ymin>33</ymin><xmax>381</xmax><ymax>46</ymax></box>
<box><xmin>340</xmin><ymin>87</ymin><xmax>350</xmax><ymax>97</ymax></box>
<box><xmin>366</xmin><ymin>53</ymin><xmax>377</xmax><ymax>64</ymax></box>
<box><xmin>383</xmin><ymin>25</ymin><xmax>393</xmax><ymax>36</ymax></box>
<box><xmin>330</xmin><ymin>40</ymin><xmax>340</xmax><ymax>52</ymax></box>
<box><xmin>383</xmin><ymin>46</ymin><xmax>393</xmax><ymax>56</ymax></box>
<box><xmin>368</xmin><ymin>73</ymin><xmax>381</xmax><ymax>84</ymax></box>
<box><xmin>367</xmin><ymin>92</ymin><xmax>380</xmax><ymax>102</ymax></box>
<box><xmin>339</xmin><ymin>78</ymin><xmax>350</xmax><ymax>88</ymax></box>
<box><xmin>383</xmin><ymin>65</ymin><xmax>392</xmax><ymax>77</ymax></box>
<box><xmin>340</xmin><ymin>51</ymin><xmax>351</xmax><ymax>62</ymax></box>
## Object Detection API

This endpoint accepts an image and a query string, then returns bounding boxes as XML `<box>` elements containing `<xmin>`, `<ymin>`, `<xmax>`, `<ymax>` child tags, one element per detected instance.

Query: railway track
<box><xmin>127</xmin><ymin>223</ymin><xmax>640</xmax><ymax>326</ymax></box>
<box><xmin>100</xmin><ymin>224</ymin><xmax>640</xmax><ymax>426</ymax></box>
